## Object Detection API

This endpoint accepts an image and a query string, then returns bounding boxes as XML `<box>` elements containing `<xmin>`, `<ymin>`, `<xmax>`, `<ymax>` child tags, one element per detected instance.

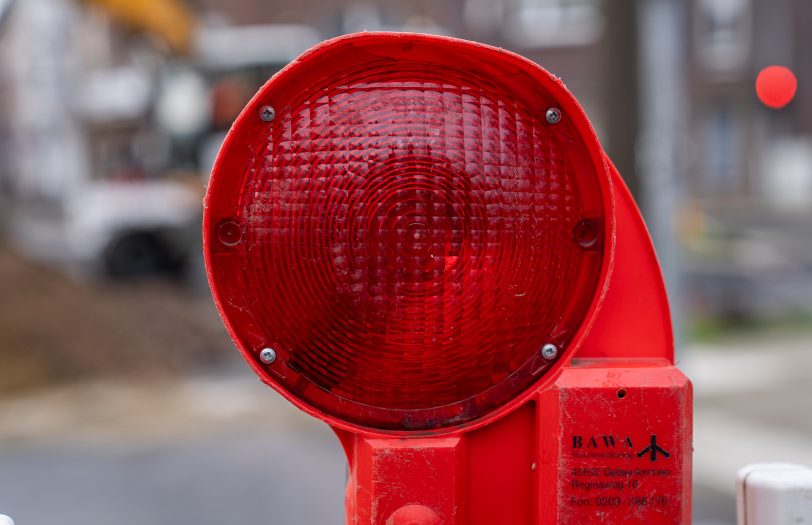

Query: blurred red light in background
<box><xmin>756</xmin><ymin>65</ymin><xmax>797</xmax><ymax>109</ymax></box>
<box><xmin>205</xmin><ymin>35</ymin><xmax>612</xmax><ymax>430</ymax></box>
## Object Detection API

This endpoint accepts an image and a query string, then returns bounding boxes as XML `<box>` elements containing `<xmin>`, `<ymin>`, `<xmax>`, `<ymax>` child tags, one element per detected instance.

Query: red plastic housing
<box><xmin>204</xmin><ymin>33</ymin><xmax>692</xmax><ymax>524</ymax></box>
<box><xmin>204</xmin><ymin>33</ymin><xmax>614</xmax><ymax>430</ymax></box>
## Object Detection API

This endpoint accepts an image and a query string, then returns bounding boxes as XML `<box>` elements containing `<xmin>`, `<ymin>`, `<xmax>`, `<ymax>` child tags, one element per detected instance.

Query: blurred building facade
<box><xmin>688</xmin><ymin>0</ymin><xmax>812</xmax><ymax>210</ymax></box>
<box><xmin>683</xmin><ymin>0</ymin><xmax>812</xmax><ymax>320</ymax></box>
<box><xmin>0</xmin><ymin>0</ymin><xmax>810</xmax><ymax>319</ymax></box>
<box><xmin>195</xmin><ymin>0</ymin><xmax>812</xmax><ymax>211</ymax></box>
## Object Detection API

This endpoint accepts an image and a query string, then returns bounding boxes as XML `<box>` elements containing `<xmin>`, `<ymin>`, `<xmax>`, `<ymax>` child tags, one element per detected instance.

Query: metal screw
<box><xmin>217</xmin><ymin>219</ymin><xmax>242</xmax><ymax>247</ymax></box>
<box><xmin>259</xmin><ymin>347</ymin><xmax>277</xmax><ymax>364</ymax></box>
<box><xmin>545</xmin><ymin>107</ymin><xmax>562</xmax><ymax>124</ymax></box>
<box><xmin>259</xmin><ymin>105</ymin><xmax>276</xmax><ymax>122</ymax></box>
<box><xmin>540</xmin><ymin>343</ymin><xmax>558</xmax><ymax>360</ymax></box>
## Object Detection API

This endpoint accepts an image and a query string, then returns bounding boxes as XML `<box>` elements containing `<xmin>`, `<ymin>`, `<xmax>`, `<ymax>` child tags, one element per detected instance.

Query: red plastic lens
<box><xmin>205</xmin><ymin>33</ymin><xmax>612</xmax><ymax>430</ymax></box>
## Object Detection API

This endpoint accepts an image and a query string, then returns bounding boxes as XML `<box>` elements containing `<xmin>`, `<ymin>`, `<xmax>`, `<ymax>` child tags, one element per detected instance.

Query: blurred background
<box><xmin>0</xmin><ymin>0</ymin><xmax>810</xmax><ymax>523</ymax></box>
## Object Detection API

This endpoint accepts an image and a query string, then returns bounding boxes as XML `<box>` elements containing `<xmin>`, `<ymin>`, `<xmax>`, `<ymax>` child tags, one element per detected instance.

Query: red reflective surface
<box><xmin>205</xmin><ymin>33</ymin><xmax>612</xmax><ymax>430</ymax></box>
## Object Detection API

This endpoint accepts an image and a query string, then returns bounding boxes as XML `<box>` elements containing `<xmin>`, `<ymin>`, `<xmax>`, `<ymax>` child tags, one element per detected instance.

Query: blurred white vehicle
<box><xmin>0</xmin><ymin>0</ymin><xmax>319</xmax><ymax>280</ymax></box>
<box><xmin>64</xmin><ymin>180</ymin><xmax>202</xmax><ymax>278</ymax></box>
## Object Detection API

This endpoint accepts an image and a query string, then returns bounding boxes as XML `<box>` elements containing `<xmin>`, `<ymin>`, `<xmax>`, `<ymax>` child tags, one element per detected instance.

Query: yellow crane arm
<box><xmin>82</xmin><ymin>0</ymin><xmax>195</xmax><ymax>54</ymax></box>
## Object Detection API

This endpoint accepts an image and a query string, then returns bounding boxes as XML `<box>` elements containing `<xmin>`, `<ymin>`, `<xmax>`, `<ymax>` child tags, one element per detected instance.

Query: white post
<box><xmin>737</xmin><ymin>463</ymin><xmax>812</xmax><ymax>524</ymax></box>
<box><xmin>0</xmin><ymin>514</ymin><xmax>14</xmax><ymax>525</ymax></box>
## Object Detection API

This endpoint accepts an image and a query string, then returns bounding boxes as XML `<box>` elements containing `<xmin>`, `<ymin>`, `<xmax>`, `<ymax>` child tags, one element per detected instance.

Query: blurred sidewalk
<box><xmin>686</xmin><ymin>333</ymin><xmax>812</xmax><ymax>524</ymax></box>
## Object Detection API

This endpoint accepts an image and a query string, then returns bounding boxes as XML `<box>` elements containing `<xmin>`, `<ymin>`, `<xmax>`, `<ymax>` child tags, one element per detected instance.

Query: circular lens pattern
<box><xmin>205</xmin><ymin>34</ymin><xmax>611</xmax><ymax>430</ymax></box>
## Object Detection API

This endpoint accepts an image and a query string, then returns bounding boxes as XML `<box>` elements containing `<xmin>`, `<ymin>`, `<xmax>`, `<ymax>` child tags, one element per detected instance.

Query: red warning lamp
<box><xmin>205</xmin><ymin>33</ymin><xmax>692</xmax><ymax>524</ymax></box>
<box><xmin>756</xmin><ymin>65</ymin><xmax>797</xmax><ymax>109</ymax></box>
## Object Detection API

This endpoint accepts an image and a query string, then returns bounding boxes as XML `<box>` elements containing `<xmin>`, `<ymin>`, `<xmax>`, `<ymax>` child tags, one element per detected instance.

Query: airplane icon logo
<box><xmin>637</xmin><ymin>435</ymin><xmax>670</xmax><ymax>462</ymax></box>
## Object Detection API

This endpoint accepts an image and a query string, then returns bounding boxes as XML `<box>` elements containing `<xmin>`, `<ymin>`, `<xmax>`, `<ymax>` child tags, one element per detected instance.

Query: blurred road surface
<box><xmin>1</xmin><ymin>332</ymin><xmax>811</xmax><ymax>524</ymax></box>
<box><xmin>0</xmin><ymin>364</ymin><xmax>345</xmax><ymax>525</ymax></box>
